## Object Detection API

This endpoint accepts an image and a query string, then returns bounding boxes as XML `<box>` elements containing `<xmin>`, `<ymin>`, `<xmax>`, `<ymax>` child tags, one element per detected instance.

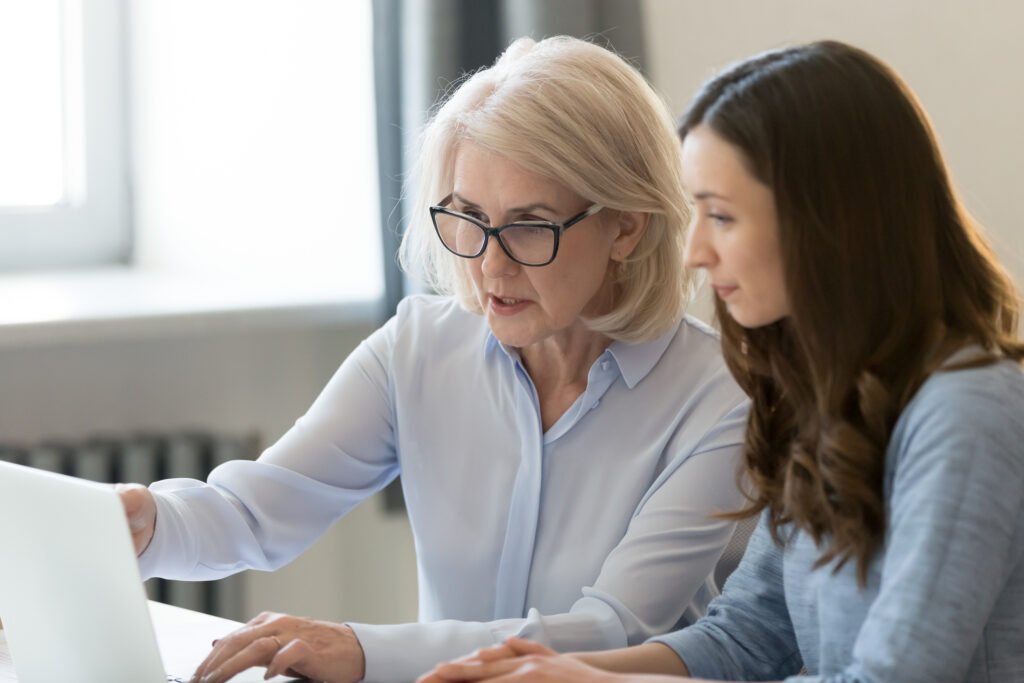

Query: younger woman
<box><xmin>428</xmin><ymin>39</ymin><xmax>1024</xmax><ymax>683</ymax></box>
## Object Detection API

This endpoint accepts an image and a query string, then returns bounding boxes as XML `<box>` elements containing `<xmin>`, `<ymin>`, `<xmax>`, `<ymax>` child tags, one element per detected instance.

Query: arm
<box><xmin>352</xmin><ymin>401</ymin><xmax>750</xmax><ymax>683</ymax></box>
<box><xmin>651</xmin><ymin>512</ymin><xmax>802</xmax><ymax>681</ymax></box>
<box><xmin>136</xmin><ymin>315</ymin><xmax>400</xmax><ymax>581</ymax></box>
<box><xmin>429</xmin><ymin>640</ymin><xmax>691</xmax><ymax>682</ymax></box>
<box><xmin>429</xmin><ymin>638</ymin><xmax>773</xmax><ymax>683</ymax></box>
<box><xmin>574</xmin><ymin>642</ymin><xmax>691</xmax><ymax>676</ymax></box>
<box><xmin>803</xmin><ymin>364</ymin><xmax>1024</xmax><ymax>683</ymax></box>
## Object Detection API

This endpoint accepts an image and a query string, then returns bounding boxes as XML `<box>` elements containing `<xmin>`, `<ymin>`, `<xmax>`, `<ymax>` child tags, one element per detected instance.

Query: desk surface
<box><xmin>0</xmin><ymin>601</ymin><xmax>296</xmax><ymax>682</ymax></box>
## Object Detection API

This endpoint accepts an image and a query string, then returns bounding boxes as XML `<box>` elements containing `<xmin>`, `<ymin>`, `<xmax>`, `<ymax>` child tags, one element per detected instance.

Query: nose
<box><xmin>683</xmin><ymin>220</ymin><xmax>716</xmax><ymax>270</ymax></box>
<box><xmin>479</xmin><ymin>235</ymin><xmax>519</xmax><ymax>278</ymax></box>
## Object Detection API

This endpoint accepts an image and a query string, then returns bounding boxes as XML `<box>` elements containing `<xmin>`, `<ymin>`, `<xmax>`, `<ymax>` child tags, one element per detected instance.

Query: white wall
<box><xmin>644</xmin><ymin>0</ymin><xmax>1024</xmax><ymax>324</ymax></box>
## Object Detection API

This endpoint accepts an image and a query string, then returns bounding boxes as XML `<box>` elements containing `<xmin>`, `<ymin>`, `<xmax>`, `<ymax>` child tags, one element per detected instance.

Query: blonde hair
<box><xmin>399</xmin><ymin>36</ymin><xmax>692</xmax><ymax>343</ymax></box>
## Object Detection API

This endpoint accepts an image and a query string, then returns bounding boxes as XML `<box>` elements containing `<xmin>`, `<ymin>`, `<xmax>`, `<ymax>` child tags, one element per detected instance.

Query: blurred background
<box><xmin>1</xmin><ymin>0</ymin><xmax>1021</xmax><ymax>626</ymax></box>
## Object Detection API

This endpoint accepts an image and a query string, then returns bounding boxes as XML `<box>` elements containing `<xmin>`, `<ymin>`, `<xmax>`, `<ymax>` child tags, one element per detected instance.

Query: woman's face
<box><xmin>449</xmin><ymin>142</ymin><xmax>642</xmax><ymax>350</ymax></box>
<box><xmin>681</xmin><ymin>125</ymin><xmax>790</xmax><ymax>328</ymax></box>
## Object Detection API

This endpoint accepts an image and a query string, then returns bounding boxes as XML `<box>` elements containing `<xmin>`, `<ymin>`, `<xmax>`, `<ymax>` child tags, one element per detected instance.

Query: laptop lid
<box><xmin>0</xmin><ymin>460</ymin><xmax>168</xmax><ymax>682</ymax></box>
<box><xmin>0</xmin><ymin>461</ymin><xmax>299</xmax><ymax>683</ymax></box>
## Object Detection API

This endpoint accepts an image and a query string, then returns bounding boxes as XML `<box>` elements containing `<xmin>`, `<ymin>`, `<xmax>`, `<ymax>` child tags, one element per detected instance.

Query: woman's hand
<box><xmin>417</xmin><ymin>638</ymin><xmax>534</xmax><ymax>683</ymax></box>
<box><xmin>188</xmin><ymin>611</ymin><xmax>365</xmax><ymax>683</ymax></box>
<box><xmin>420</xmin><ymin>637</ymin><xmax>618</xmax><ymax>683</ymax></box>
<box><xmin>115</xmin><ymin>483</ymin><xmax>156</xmax><ymax>556</ymax></box>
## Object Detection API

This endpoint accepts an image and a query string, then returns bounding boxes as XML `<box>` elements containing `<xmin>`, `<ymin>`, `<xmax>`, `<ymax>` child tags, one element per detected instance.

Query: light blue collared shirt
<box><xmin>140</xmin><ymin>294</ymin><xmax>748</xmax><ymax>682</ymax></box>
<box><xmin>652</xmin><ymin>355</ymin><xmax>1024</xmax><ymax>682</ymax></box>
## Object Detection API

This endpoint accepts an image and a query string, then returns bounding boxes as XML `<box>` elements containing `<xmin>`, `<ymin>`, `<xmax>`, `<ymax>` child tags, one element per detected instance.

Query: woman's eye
<box><xmin>708</xmin><ymin>213</ymin><xmax>733</xmax><ymax>227</ymax></box>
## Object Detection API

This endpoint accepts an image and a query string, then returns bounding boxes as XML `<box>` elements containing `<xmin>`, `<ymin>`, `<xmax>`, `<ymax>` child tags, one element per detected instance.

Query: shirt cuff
<box><xmin>348</xmin><ymin>620</ymin><xmax>497</xmax><ymax>683</ymax></box>
<box><xmin>137</xmin><ymin>488</ymin><xmax>198</xmax><ymax>580</ymax></box>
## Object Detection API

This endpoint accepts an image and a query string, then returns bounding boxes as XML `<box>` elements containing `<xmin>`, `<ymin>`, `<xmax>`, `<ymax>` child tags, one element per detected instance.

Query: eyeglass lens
<box><xmin>434</xmin><ymin>213</ymin><xmax>556</xmax><ymax>266</ymax></box>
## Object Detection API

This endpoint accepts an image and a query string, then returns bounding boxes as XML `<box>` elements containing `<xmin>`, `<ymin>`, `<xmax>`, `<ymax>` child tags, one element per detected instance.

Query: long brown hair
<box><xmin>680</xmin><ymin>41</ymin><xmax>1024</xmax><ymax>583</ymax></box>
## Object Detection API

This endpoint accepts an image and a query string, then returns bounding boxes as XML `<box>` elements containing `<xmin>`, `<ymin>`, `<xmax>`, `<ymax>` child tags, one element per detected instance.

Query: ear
<box><xmin>609</xmin><ymin>211</ymin><xmax>650</xmax><ymax>262</ymax></box>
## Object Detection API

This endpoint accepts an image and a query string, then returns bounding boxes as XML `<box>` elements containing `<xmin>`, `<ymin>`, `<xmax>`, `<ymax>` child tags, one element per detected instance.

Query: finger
<box><xmin>434</xmin><ymin>657</ymin><xmax>524</xmax><ymax>681</ymax></box>
<box><xmin>444</xmin><ymin>644</ymin><xmax>512</xmax><ymax>667</ymax></box>
<box><xmin>114</xmin><ymin>484</ymin><xmax>156</xmax><ymax>554</ymax></box>
<box><xmin>198</xmin><ymin>636</ymin><xmax>280</xmax><ymax>683</ymax></box>
<box><xmin>418</xmin><ymin>647</ymin><xmax>512</xmax><ymax>683</ymax></box>
<box><xmin>502</xmin><ymin>638</ymin><xmax>555</xmax><ymax>657</ymax></box>
<box><xmin>191</xmin><ymin>624</ymin><xmax>269</xmax><ymax>682</ymax></box>
<box><xmin>263</xmin><ymin>638</ymin><xmax>313</xmax><ymax>680</ymax></box>
<box><xmin>473</xmin><ymin>643</ymin><xmax>519</xmax><ymax>662</ymax></box>
<box><xmin>115</xmin><ymin>484</ymin><xmax>147</xmax><ymax>525</ymax></box>
<box><xmin>415</xmin><ymin>670</ymin><xmax>447</xmax><ymax>683</ymax></box>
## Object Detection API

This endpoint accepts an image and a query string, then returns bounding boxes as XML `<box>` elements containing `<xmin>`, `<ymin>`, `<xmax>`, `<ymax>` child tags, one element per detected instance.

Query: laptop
<box><xmin>0</xmin><ymin>460</ymin><xmax>296</xmax><ymax>683</ymax></box>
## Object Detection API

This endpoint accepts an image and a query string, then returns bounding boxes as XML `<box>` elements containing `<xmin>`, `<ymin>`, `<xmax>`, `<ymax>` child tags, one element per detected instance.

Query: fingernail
<box><xmin>211</xmin><ymin>639</ymin><xmax>219</xmax><ymax>646</ymax></box>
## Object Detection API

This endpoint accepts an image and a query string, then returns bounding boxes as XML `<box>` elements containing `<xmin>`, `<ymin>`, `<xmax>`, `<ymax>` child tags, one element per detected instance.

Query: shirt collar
<box><xmin>606</xmin><ymin>318</ymin><xmax>680</xmax><ymax>389</ymax></box>
<box><xmin>483</xmin><ymin>318</ymin><xmax>682</xmax><ymax>389</ymax></box>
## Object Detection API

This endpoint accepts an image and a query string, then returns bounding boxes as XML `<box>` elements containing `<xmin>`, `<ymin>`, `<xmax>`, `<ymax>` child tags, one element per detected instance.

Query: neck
<box><xmin>519</xmin><ymin>325</ymin><xmax>614</xmax><ymax>431</ymax></box>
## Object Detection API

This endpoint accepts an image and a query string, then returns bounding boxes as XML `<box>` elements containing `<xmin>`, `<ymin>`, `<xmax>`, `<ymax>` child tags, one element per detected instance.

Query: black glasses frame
<box><xmin>429</xmin><ymin>195</ymin><xmax>604</xmax><ymax>267</ymax></box>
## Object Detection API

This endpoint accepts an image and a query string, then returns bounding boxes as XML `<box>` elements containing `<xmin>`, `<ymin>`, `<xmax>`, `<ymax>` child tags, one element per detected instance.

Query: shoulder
<box><xmin>677</xmin><ymin>313</ymin><xmax>724</xmax><ymax>349</ymax></box>
<box><xmin>368</xmin><ymin>294</ymin><xmax>489</xmax><ymax>366</ymax></box>
<box><xmin>394</xmin><ymin>292</ymin><xmax>471</xmax><ymax>323</ymax></box>
<box><xmin>389</xmin><ymin>294</ymin><xmax>485</xmax><ymax>340</ymax></box>
<box><xmin>639</xmin><ymin>315</ymin><xmax>749</xmax><ymax>434</ymax></box>
<box><xmin>658</xmin><ymin>315</ymin><xmax>739</xmax><ymax>392</ymax></box>
<box><xmin>900</xmin><ymin>356</ymin><xmax>1024</xmax><ymax>432</ymax></box>
<box><xmin>889</xmin><ymin>356</ymin><xmax>1024</xmax><ymax>478</ymax></box>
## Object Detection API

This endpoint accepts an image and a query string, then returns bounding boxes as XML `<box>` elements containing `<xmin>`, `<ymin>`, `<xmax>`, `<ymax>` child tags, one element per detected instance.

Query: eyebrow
<box><xmin>692</xmin><ymin>191</ymin><xmax>730</xmax><ymax>201</ymax></box>
<box><xmin>451</xmin><ymin>193</ymin><xmax>560</xmax><ymax>215</ymax></box>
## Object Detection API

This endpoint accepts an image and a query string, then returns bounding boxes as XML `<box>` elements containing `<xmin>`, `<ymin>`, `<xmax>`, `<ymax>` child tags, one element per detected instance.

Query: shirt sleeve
<box><xmin>350</xmin><ymin>400</ymin><xmax>750</xmax><ymax>683</ymax></box>
<box><xmin>794</xmin><ymin>366</ymin><xmax>1024</xmax><ymax>683</ymax></box>
<box><xmin>137</xmin><ymin>313</ymin><xmax>401</xmax><ymax>581</ymax></box>
<box><xmin>649</xmin><ymin>511</ymin><xmax>804</xmax><ymax>681</ymax></box>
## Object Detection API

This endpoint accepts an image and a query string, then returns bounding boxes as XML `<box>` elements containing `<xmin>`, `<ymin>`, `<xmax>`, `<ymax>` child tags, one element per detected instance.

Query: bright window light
<box><xmin>131</xmin><ymin>1</ymin><xmax>383</xmax><ymax>300</ymax></box>
<box><xmin>0</xmin><ymin>1</ymin><xmax>67</xmax><ymax>207</ymax></box>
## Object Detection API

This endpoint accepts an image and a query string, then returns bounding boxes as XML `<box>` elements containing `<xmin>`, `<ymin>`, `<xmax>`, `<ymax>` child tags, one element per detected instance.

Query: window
<box><xmin>1</xmin><ymin>1</ymin><xmax>382</xmax><ymax>313</ymax></box>
<box><xmin>0</xmin><ymin>0</ymin><xmax>130</xmax><ymax>272</ymax></box>
<box><xmin>129</xmin><ymin>2</ymin><xmax>383</xmax><ymax>301</ymax></box>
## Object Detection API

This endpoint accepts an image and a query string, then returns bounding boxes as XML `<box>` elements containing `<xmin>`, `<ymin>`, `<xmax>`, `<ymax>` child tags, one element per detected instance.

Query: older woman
<box><xmin>118</xmin><ymin>36</ymin><xmax>748</xmax><ymax>683</ymax></box>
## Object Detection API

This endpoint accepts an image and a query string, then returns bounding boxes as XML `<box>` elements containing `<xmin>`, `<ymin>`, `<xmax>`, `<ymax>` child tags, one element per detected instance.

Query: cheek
<box><xmin>464</xmin><ymin>260</ymin><xmax>487</xmax><ymax>298</ymax></box>
<box><xmin>755</xmin><ymin>244</ymin><xmax>788</xmax><ymax>309</ymax></box>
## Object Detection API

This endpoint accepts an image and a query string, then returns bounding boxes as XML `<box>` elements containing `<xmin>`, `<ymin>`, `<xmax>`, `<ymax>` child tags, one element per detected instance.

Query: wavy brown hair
<box><xmin>680</xmin><ymin>41</ymin><xmax>1024</xmax><ymax>584</ymax></box>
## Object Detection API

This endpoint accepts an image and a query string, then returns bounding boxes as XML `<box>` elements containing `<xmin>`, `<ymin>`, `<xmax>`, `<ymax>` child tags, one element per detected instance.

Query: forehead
<box><xmin>680</xmin><ymin>125</ymin><xmax>760</xmax><ymax>195</ymax></box>
<box><xmin>451</xmin><ymin>141</ymin><xmax>579</xmax><ymax>206</ymax></box>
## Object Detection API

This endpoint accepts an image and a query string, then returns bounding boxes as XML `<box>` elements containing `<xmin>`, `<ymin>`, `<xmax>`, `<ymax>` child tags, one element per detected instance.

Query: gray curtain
<box><xmin>373</xmin><ymin>0</ymin><xmax>647</xmax><ymax>320</ymax></box>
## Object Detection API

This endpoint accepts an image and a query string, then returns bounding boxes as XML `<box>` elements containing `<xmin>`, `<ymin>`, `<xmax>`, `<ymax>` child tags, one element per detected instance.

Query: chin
<box><xmin>727</xmin><ymin>306</ymin><xmax>788</xmax><ymax>329</ymax></box>
<box><xmin>486</xmin><ymin>318</ymin><xmax>532</xmax><ymax>349</ymax></box>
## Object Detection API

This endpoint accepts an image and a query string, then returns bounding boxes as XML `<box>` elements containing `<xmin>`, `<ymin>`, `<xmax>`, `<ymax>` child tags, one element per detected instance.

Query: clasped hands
<box><xmin>418</xmin><ymin>638</ymin><xmax>615</xmax><ymax>683</ymax></box>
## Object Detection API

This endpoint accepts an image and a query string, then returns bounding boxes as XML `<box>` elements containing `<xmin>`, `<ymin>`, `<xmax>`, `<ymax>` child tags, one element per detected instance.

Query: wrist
<box><xmin>341</xmin><ymin>624</ymin><xmax>366</xmax><ymax>681</ymax></box>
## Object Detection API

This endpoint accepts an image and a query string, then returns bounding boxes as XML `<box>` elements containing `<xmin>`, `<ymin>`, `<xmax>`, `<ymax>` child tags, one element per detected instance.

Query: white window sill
<box><xmin>0</xmin><ymin>267</ymin><xmax>383</xmax><ymax>347</ymax></box>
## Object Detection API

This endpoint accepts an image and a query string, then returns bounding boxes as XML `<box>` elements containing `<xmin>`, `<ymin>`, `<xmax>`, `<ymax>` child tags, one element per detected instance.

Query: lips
<box><xmin>488</xmin><ymin>294</ymin><xmax>531</xmax><ymax>315</ymax></box>
<box><xmin>712</xmin><ymin>285</ymin><xmax>738</xmax><ymax>299</ymax></box>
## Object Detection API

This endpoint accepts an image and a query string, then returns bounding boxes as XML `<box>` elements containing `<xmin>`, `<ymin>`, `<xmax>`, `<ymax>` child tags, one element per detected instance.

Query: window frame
<box><xmin>0</xmin><ymin>0</ymin><xmax>130</xmax><ymax>272</ymax></box>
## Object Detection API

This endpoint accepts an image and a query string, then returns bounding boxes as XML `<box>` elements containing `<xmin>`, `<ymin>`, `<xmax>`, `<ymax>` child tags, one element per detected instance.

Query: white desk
<box><xmin>0</xmin><ymin>601</ymin><xmax>297</xmax><ymax>682</ymax></box>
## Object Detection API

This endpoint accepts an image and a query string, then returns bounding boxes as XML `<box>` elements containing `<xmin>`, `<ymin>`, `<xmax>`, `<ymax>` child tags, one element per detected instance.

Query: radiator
<box><xmin>0</xmin><ymin>431</ymin><xmax>258</xmax><ymax>621</ymax></box>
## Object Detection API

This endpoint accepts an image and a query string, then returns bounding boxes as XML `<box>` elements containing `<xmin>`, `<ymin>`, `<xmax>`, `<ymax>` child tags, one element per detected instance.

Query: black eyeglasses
<box><xmin>429</xmin><ymin>195</ymin><xmax>604</xmax><ymax>267</ymax></box>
